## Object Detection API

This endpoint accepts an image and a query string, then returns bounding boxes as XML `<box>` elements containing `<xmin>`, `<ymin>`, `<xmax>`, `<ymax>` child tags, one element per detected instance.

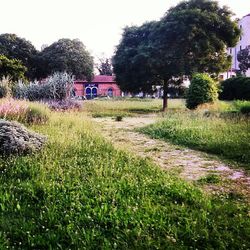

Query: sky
<box><xmin>0</xmin><ymin>0</ymin><xmax>250</xmax><ymax>59</ymax></box>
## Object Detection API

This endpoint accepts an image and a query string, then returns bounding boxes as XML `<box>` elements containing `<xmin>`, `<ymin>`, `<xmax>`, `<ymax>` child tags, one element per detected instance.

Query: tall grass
<box><xmin>0</xmin><ymin>111</ymin><xmax>249</xmax><ymax>249</ymax></box>
<box><xmin>0</xmin><ymin>98</ymin><xmax>49</xmax><ymax>124</ymax></box>
<box><xmin>139</xmin><ymin>112</ymin><xmax>250</xmax><ymax>168</ymax></box>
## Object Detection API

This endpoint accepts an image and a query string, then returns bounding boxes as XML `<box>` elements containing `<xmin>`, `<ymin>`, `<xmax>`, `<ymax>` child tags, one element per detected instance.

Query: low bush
<box><xmin>186</xmin><ymin>73</ymin><xmax>218</xmax><ymax>109</ymax></box>
<box><xmin>234</xmin><ymin>100</ymin><xmax>250</xmax><ymax>114</ymax></box>
<box><xmin>46</xmin><ymin>99</ymin><xmax>82</xmax><ymax>111</ymax></box>
<box><xmin>14</xmin><ymin>72</ymin><xmax>74</xmax><ymax>101</ymax></box>
<box><xmin>219</xmin><ymin>77</ymin><xmax>250</xmax><ymax>100</ymax></box>
<box><xmin>0</xmin><ymin>119</ymin><xmax>46</xmax><ymax>156</ymax></box>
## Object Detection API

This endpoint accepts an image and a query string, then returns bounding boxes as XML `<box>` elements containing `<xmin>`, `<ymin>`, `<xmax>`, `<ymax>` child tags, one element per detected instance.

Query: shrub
<box><xmin>0</xmin><ymin>119</ymin><xmax>46</xmax><ymax>156</ymax></box>
<box><xmin>186</xmin><ymin>73</ymin><xmax>218</xmax><ymax>109</ymax></box>
<box><xmin>0</xmin><ymin>77</ymin><xmax>11</xmax><ymax>98</ymax></box>
<box><xmin>14</xmin><ymin>72</ymin><xmax>74</xmax><ymax>101</ymax></box>
<box><xmin>234</xmin><ymin>100</ymin><xmax>250</xmax><ymax>114</ymax></box>
<box><xmin>115</xmin><ymin>115</ymin><xmax>123</xmax><ymax>121</ymax></box>
<box><xmin>219</xmin><ymin>77</ymin><xmax>250</xmax><ymax>100</ymax></box>
<box><xmin>46</xmin><ymin>99</ymin><xmax>82</xmax><ymax>111</ymax></box>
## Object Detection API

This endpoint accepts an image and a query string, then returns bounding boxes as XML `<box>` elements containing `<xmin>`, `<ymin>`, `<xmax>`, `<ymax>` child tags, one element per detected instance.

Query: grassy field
<box><xmin>0</xmin><ymin>109</ymin><xmax>250</xmax><ymax>249</ymax></box>
<box><xmin>139</xmin><ymin>111</ymin><xmax>250</xmax><ymax>169</ymax></box>
<box><xmin>84</xmin><ymin>98</ymin><xmax>185</xmax><ymax>117</ymax></box>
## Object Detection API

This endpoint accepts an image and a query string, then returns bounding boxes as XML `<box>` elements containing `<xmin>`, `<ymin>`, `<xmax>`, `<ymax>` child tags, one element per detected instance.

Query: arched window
<box><xmin>107</xmin><ymin>88</ymin><xmax>113</xmax><ymax>97</ymax></box>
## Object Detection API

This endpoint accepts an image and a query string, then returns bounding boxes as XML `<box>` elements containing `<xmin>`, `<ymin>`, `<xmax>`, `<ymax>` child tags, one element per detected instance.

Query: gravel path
<box><xmin>93</xmin><ymin>115</ymin><xmax>250</xmax><ymax>199</ymax></box>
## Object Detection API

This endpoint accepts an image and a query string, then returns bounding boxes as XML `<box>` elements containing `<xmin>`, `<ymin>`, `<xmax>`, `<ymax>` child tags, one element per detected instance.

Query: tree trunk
<box><xmin>162</xmin><ymin>79</ymin><xmax>168</xmax><ymax>112</ymax></box>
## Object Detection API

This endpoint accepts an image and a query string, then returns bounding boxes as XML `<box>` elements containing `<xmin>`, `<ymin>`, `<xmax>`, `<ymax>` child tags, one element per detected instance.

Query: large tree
<box><xmin>0</xmin><ymin>34</ymin><xmax>38</xmax><ymax>80</ymax></box>
<box><xmin>113</xmin><ymin>0</ymin><xmax>240</xmax><ymax>110</ymax></box>
<box><xmin>0</xmin><ymin>55</ymin><xmax>27</xmax><ymax>81</ymax></box>
<box><xmin>40</xmin><ymin>38</ymin><xmax>94</xmax><ymax>80</ymax></box>
<box><xmin>237</xmin><ymin>46</ymin><xmax>250</xmax><ymax>75</ymax></box>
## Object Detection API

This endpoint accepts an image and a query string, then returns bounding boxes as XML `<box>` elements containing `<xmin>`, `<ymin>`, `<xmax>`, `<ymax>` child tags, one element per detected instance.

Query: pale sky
<box><xmin>0</xmin><ymin>0</ymin><xmax>250</xmax><ymax>59</ymax></box>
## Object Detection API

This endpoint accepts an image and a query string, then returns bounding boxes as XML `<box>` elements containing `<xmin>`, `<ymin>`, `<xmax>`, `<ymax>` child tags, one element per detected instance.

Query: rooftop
<box><xmin>75</xmin><ymin>75</ymin><xmax>115</xmax><ymax>83</ymax></box>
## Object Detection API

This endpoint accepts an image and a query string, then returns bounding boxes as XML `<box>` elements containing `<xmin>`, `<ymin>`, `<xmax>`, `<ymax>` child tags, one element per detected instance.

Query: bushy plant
<box><xmin>186</xmin><ymin>73</ymin><xmax>218</xmax><ymax>109</ymax></box>
<box><xmin>0</xmin><ymin>119</ymin><xmax>46</xmax><ymax>156</ymax></box>
<box><xmin>46</xmin><ymin>99</ymin><xmax>82</xmax><ymax>111</ymax></box>
<box><xmin>14</xmin><ymin>72</ymin><xmax>74</xmax><ymax>101</ymax></box>
<box><xmin>0</xmin><ymin>77</ymin><xmax>11</xmax><ymax>98</ymax></box>
<box><xmin>219</xmin><ymin>77</ymin><xmax>250</xmax><ymax>100</ymax></box>
<box><xmin>234</xmin><ymin>100</ymin><xmax>250</xmax><ymax>114</ymax></box>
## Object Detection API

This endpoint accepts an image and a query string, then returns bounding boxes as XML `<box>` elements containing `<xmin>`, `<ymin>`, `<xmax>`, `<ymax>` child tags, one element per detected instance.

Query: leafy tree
<box><xmin>40</xmin><ymin>39</ymin><xmax>94</xmax><ymax>80</ymax></box>
<box><xmin>0</xmin><ymin>34</ymin><xmax>38</xmax><ymax>79</ymax></box>
<box><xmin>237</xmin><ymin>46</ymin><xmax>250</xmax><ymax>75</ymax></box>
<box><xmin>0</xmin><ymin>55</ymin><xmax>27</xmax><ymax>81</ymax></box>
<box><xmin>97</xmin><ymin>58</ymin><xmax>113</xmax><ymax>75</ymax></box>
<box><xmin>113</xmin><ymin>22</ymin><xmax>158</xmax><ymax>95</ymax></box>
<box><xmin>186</xmin><ymin>73</ymin><xmax>218</xmax><ymax>109</ymax></box>
<box><xmin>113</xmin><ymin>0</ymin><xmax>240</xmax><ymax>111</ymax></box>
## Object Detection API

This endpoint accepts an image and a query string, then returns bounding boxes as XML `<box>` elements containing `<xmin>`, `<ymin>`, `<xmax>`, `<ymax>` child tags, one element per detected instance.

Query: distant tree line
<box><xmin>0</xmin><ymin>34</ymin><xmax>94</xmax><ymax>81</ymax></box>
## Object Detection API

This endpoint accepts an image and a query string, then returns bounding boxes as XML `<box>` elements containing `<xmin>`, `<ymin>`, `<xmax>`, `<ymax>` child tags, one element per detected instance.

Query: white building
<box><xmin>221</xmin><ymin>14</ymin><xmax>250</xmax><ymax>80</ymax></box>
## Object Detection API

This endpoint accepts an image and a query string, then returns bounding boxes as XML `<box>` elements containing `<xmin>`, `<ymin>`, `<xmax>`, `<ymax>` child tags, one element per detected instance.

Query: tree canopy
<box><xmin>0</xmin><ymin>34</ymin><xmax>38</xmax><ymax>80</ymax></box>
<box><xmin>0</xmin><ymin>55</ymin><xmax>27</xmax><ymax>81</ymax></box>
<box><xmin>113</xmin><ymin>0</ymin><xmax>241</xmax><ymax>110</ymax></box>
<box><xmin>40</xmin><ymin>39</ymin><xmax>94</xmax><ymax>81</ymax></box>
<box><xmin>237</xmin><ymin>46</ymin><xmax>250</xmax><ymax>75</ymax></box>
<box><xmin>97</xmin><ymin>58</ymin><xmax>113</xmax><ymax>76</ymax></box>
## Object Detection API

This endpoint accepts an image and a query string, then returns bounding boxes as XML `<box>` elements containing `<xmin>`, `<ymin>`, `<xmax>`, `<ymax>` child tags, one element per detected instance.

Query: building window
<box><xmin>240</xmin><ymin>45</ymin><xmax>242</xmax><ymax>51</ymax></box>
<box><xmin>107</xmin><ymin>88</ymin><xmax>113</xmax><ymax>97</ymax></box>
<box><xmin>229</xmin><ymin>48</ymin><xmax>232</xmax><ymax>54</ymax></box>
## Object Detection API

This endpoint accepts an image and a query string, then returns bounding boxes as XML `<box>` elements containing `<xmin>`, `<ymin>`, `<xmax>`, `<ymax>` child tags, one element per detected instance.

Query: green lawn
<box><xmin>139</xmin><ymin>111</ymin><xmax>250</xmax><ymax>169</ymax></box>
<box><xmin>84</xmin><ymin>98</ymin><xmax>185</xmax><ymax>117</ymax></box>
<box><xmin>0</xmin><ymin>111</ymin><xmax>249</xmax><ymax>249</ymax></box>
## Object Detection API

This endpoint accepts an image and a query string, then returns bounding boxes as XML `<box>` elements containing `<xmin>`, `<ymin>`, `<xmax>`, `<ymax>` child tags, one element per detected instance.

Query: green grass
<box><xmin>139</xmin><ymin>112</ymin><xmax>250</xmax><ymax>169</ymax></box>
<box><xmin>0</xmin><ymin>111</ymin><xmax>249</xmax><ymax>249</ymax></box>
<box><xmin>84</xmin><ymin>98</ymin><xmax>185</xmax><ymax>117</ymax></box>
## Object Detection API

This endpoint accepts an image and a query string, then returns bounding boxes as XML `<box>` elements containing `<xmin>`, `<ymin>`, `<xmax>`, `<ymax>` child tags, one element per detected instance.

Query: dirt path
<box><xmin>93</xmin><ymin>115</ymin><xmax>250</xmax><ymax>199</ymax></box>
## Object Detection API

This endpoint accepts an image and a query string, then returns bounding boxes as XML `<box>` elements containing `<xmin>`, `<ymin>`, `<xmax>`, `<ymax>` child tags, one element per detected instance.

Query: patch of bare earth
<box><xmin>93</xmin><ymin>115</ymin><xmax>250</xmax><ymax>200</ymax></box>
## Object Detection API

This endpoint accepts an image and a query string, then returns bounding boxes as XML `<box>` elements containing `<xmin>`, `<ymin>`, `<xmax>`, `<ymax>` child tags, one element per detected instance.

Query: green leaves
<box><xmin>186</xmin><ymin>73</ymin><xmax>218</xmax><ymax>109</ymax></box>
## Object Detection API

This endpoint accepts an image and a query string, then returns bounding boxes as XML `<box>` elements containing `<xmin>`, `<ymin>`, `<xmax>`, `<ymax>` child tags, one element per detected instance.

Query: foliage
<box><xmin>219</xmin><ymin>77</ymin><xmax>250</xmax><ymax>100</ymax></box>
<box><xmin>40</xmin><ymin>38</ymin><xmax>94</xmax><ymax>80</ymax></box>
<box><xmin>139</xmin><ymin>112</ymin><xmax>250</xmax><ymax>167</ymax></box>
<box><xmin>97</xmin><ymin>57</ymin><xmax>113</xmax><ymax>75</ymax></box>
<box><xmin>0</xmin><ymin>119</ymin><xmax>46</xmax><ymax>156</ymax></box>
<box><xmin>0</xmin><ymin>34</ymin><xmax>38</xmax><ymax>79</ymax></box>
<box><xmin>113</xmin><ymin>0</ymin><xmax>240</xmax><ymax>110</ymax></box>
<box><xmin>46</xmin><ymin>99</ymin><xmax>82</xmax><ymax>111</ymax></box>
<box><xmin>113</xmin><ymin>22</ymin><xmax>158</xmax><ymax>94</ymax></box>
<box><xmin>234</xmin><ymin>100</ymin><xmax>250</xmax><ymax>114</ymax></box>
<box><xmin>0</xmin><ymin>99</ymin><xmax>49</xmax><ymax>124</ymax></box>
<box><xmin>0</xmin><ymin>77</ymin><xmax>11</xmax><ymax>98</ymax></box>
<box><xmin>15</xmin><ymin>72</ymin><xmax>75</xmax><ymax>101</ymax></box>
<box><xmin>186</xmin><ymin>73</ymin><xmax>218</xmax><ymax>109</ymax></box>
<box><xmin>0</xmin><ymin>55</ymin><xmax>27</xmax><ymax>81</ymax></box>
<box><xmin>237</xmin><ymin>45</ymin><xmax>250</xmax><ymax>75</ymax></box>
<box><xmin>0</xmin><ymin>112</ymin><xmax>249</xmax><ymax>249</ymax></box>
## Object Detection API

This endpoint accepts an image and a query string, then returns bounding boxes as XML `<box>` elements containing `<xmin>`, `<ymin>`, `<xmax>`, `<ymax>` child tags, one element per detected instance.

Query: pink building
<box><xmin>74</xmin><ymin>75</ymin><xmax>122</xmax><ymax>99</ymax></box>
